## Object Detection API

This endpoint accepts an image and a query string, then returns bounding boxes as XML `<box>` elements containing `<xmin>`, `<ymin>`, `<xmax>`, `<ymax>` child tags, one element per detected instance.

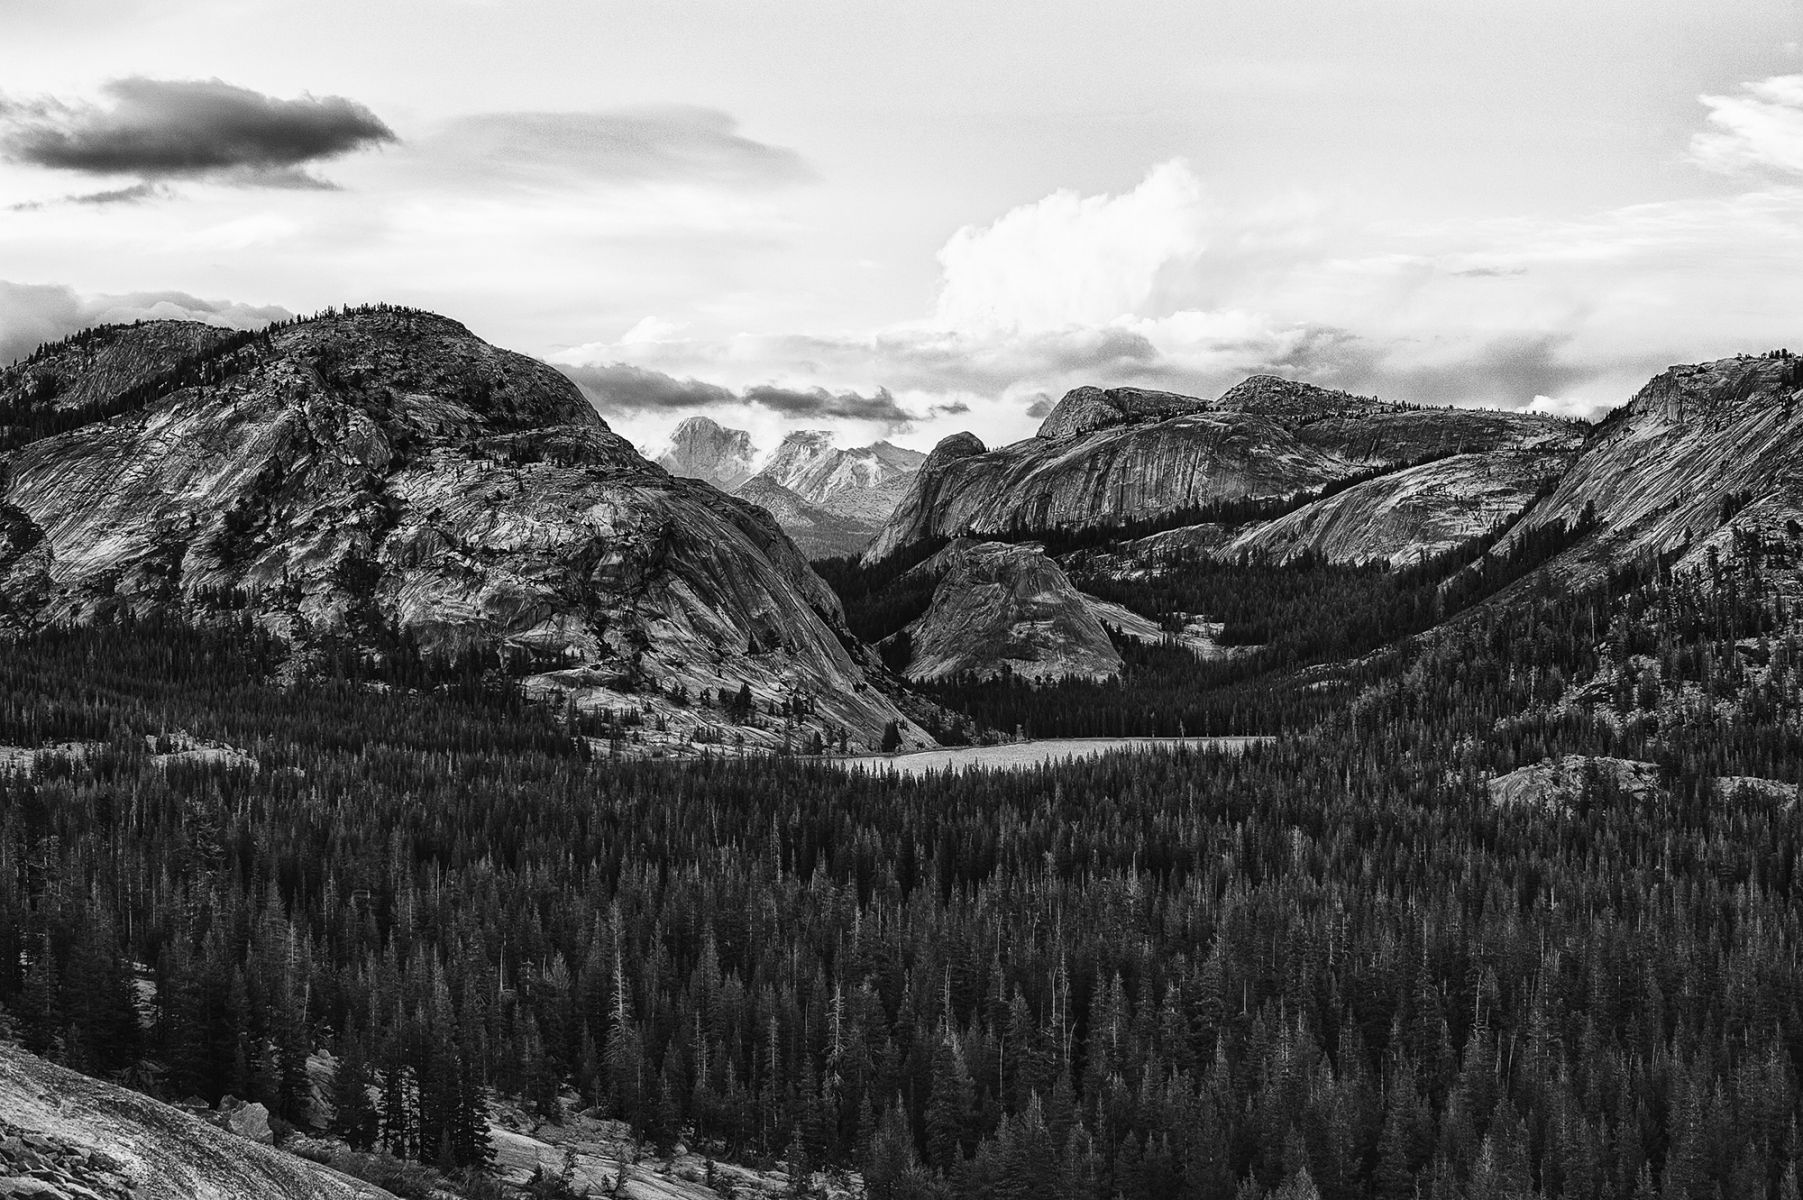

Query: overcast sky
<box><xmin>3</xmin><ymin>0</ymin><xmax>1802</xmax><ymax>453</ymax></box>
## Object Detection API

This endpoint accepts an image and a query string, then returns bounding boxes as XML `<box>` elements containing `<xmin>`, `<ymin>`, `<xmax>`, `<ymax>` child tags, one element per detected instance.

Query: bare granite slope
<box><xmin>0</xmin><ymin>309</ymin><xmax>927</xmax><ymax>751</ymax></box>
<box><xmin>865</xmin><ymin>378</ymin><xmax>1575</xmax><ymax>565</ymax></box>
<box><xmin>894</xmin><ymin>539</ymin><xmax>1123</xmax><ymax>682</ymax></box>
<box><xmin>0</xmin><ymin>1042</ymin><xmax>395</xmax><ymax>1200</ymax></box>
<box><xmin>1500</xmin><ymin>354</ymin><xmax>1803</xmax><ymax>580</ymax></box>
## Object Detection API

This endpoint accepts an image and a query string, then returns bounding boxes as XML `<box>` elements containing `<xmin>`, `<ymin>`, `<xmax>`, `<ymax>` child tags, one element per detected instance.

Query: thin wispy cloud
<box><xmin>422</xmin><ymin>107</ymin><xmax>810</xmax><ymax>191</ymax></box>
<box><xmin>0</xmin><ymin>77</ymin><xmax>395</xmax><ymax>190</ymax></box>
<box><xmin>1691</xmin><ymin>74</ymin><xmax>1803</xmax><ymax>176</ymax></box>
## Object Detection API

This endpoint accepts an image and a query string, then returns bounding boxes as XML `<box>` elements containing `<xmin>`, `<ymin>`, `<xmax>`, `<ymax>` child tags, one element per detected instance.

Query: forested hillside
<box><xmin>3</xmin><ymin>527</ymin><xmax>1803</xmax><ymax>1199</ymax></box>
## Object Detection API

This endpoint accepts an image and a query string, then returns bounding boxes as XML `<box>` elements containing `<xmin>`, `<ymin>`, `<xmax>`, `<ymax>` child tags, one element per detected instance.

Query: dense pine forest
<box><xmin>4</xmin><ymin>530</ymin><xmax>1803</xmax><ymax>1198</ymax></box>
<box><xmin>873</xmin><ymin>508</ymin><xmax>1597</xmax><ymax>739</ymax></box>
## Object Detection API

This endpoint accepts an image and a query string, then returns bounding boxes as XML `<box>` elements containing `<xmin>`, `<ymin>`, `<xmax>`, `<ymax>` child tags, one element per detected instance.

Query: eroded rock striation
<box><xmin>0</xmin><ymin>309</ymin><xmax>925</xmax><ymax>751</ymax></box>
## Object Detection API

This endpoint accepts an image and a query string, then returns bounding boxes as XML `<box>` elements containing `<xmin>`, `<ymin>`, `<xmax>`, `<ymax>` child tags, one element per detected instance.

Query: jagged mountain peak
<box><xmin>653</xmin><ymin>414</ymin><xmax>759</xmax><ymax>489</ymax></box>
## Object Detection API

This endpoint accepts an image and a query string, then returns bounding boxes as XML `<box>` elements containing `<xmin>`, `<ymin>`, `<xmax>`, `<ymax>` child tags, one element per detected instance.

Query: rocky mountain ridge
<box><xmin>1498</xmin><ymin>352</ymin><xmax>1803</xmax><ymax>580</ymax></box>
<box><xmin>864</xmin><ymin>379</ymin><xmax>1579</xmax><ymax>564</ymax></box>
<box><xmin>0</xmin><ymin>309</ymin><xmax>928</xmax><ymax>753</ymax></box>
<box><xmin>650</xmin><ymin>419</ymin><xmax>927</xmax><ymax>558</ymax></box>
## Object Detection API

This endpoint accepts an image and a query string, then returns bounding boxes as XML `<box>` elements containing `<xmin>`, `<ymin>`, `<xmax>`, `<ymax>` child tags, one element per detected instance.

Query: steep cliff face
<box><xmin>865</xmin><ymin>378</ymin><xmax>1575</xmax><ymax>565</ymax></box>
<box><xmin>1223</xmin><ymin>450</ymin><xmax>1575</xmax><ymax>567</ymax></box>
<box><xmin>652</xmin><ymin>415</ymin><xmax>760</xmax><ymax>490</ymax></box>
<box><xmin>1499</xmin><ymin>354</ymin><xmax>1803</xmax><ymax>579</ymax></box>
<box><xmin>0</xmin><ymin>310</ymin><xmax>926</xmax><ymax>751</ymax></box>
<box><xmin>895</xmin><ymin>539</ymin><xmax>1123</xmax><ymax>682</ymax></box>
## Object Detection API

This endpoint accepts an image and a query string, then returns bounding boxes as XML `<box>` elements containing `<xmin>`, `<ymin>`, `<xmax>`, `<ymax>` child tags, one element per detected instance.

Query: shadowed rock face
<box><xmin>0</xmin><ymin>310</ymin><xmax>925</xmax><ymax>750</ymax></box>
<box><xmin>866</xmin><ymin>379</ymin><xmax>1576</xmax><ymax>565</ymax></box>
<box><xmin>1499</xmin><ymin>354</ymin><xmax>1803</xmax><ymax>580</ymax></box>
<box><xmin>896</xmin><ymin>539</ymin><xmax>1122</xmax><ymax>682</ymax></box>
<box><xmin>653</xmin><ymin>415</ymin><xmax>759</xmax><ymax>490</ymax></box>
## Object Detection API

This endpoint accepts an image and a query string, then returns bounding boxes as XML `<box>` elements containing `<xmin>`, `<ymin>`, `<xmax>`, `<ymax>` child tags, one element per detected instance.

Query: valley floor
<box><xmin>833</xmin><ymin>734</ymin><xmax>1270</xmax><ymax>777</ymax></box>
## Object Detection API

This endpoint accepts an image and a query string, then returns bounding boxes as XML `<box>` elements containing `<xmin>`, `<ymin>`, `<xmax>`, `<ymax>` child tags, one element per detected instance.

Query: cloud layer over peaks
<box><xmin>0</xmin><ymin>77</ymin><xmax>395</xmax><ymax>190</ymax></box>
<box><xmin>561</xmin><ymin>362</ymin><xmax>913</xmax><ymax>428</ymax></box>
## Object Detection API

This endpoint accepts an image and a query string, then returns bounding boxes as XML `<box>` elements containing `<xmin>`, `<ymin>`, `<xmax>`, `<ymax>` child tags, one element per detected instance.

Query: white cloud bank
<box><xmin>933</xmin><ymin>159</ymin><xmax>1208</xmax><ymax>334</ymax></box>
<box><xmin>566</xmin><ymin>124</ymin><xmax>1803</xmax><ymax>449</ymax></box>
<box><xmin>1692</xmin><ymin>75</ymin><xmax>1803</xmax><ymax>176</ymax></box>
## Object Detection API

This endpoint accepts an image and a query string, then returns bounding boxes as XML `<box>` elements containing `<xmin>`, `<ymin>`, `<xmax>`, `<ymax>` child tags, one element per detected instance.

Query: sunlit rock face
<box><xmin>0</xmin><ymin>309</ymin><xmax>927</xmax><ymax>750</ymax></box>
<box><xmin>1223</xmin><ymin>450</ymin><xmax>1577</xmax><ymax>567</ymax></box>
<box><xmin>753</xmin><ymin>431</ymin><xmax>926</xmax><ymax>526</ymax></box>
<box><xmin>865</xmin><ymin>377</ymin><xmax>1577</xmax><ymax>565</ymax></box>
<box><xmin>1497</xmin><ymin>354</ymin><xmax>1803</xmax><ymax>580</ymax></box>
<box><xmin>653</xmin><ymin>415</ymin><xmax>760</xmax><ymax>490</ymax></box>
<box><xmin>894</xmin><ymin>538</ymin><xmax>1122</xmax><ymax>683</ymax></box>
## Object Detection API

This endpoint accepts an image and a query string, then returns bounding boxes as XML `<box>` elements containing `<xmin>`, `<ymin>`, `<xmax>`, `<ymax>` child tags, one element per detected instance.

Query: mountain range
<box><xmin>7</xmin><ymin>307</ymin><xmax>1803</xmax><ymax>1200</ymax></box>
<box><xmin>5</xmin><ymin>305</ymin><xmax>1802</xmax><ymax>746</ymax></box>
<box><xmin>0</xmin><ymin>307</ymin><xmax>930</xmax><ymax>754</ymax></box>
<box><xmin>652</xmin><ymin>415</ymin><xmax>926</xmax><ymax>557</ymax></box>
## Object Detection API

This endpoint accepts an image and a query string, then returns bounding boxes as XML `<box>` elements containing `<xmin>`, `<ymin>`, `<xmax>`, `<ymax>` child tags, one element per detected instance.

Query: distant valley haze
<box><xmin>2</xmin><ymin>0</ymin><xmax>1802</xmax><ymax>458</ymax></box>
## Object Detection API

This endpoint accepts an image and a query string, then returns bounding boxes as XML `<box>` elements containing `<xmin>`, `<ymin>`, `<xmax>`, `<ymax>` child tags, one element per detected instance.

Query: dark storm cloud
<box><xmin>561</xmin><ymin>363</ymin><xmax>914</xmax><ymax>429</ymax></box>
<box><xmin>742</xmin><ymin>383</ymin><xmax>910</xmax><ymax>424</ymax></box>
<box><xmin>429</xmin><ymin>107</ymin><xmax>810</xmax><ymax>189</ymax></box>
<box><xmin>0</xmin><ymin>77</ymin><xmax>395</xmax><ymax>186</ymax></box>
<box><xmin>1023</xmin><ymin>394</ymin><xmax>1056</xmax><ymax>419</ymax></box>
<box><xmin>560</xmin><ymin>362</ymin><xmax>737</xmax><ymax>412</ymax></box>
<box><xmin>0</xmin><ymin>280</ymin><xmax>290</xmax><ymax>366</ymax></box>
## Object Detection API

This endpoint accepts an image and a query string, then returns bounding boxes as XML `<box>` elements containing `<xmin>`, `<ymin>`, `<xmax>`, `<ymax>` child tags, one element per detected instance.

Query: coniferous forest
<box><xmin>4</xmin><ymin>531</ymin><xmax>1803</xmax><ymax>1199</ymax></box>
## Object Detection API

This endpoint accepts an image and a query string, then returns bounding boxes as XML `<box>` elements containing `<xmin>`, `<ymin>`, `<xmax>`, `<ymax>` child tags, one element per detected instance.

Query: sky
<box><xmin>2</xmin><ymin>0</ymin><xmax>1802</xmax><ymax>455</ymax></box>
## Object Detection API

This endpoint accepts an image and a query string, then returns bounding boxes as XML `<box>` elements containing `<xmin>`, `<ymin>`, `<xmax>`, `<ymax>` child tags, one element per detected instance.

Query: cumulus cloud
<box><xmin>1692</xmin><ymin>75</ymin><xmax>1803</xmax><ymax>175</ymax></box>
<box><xmin>563</xmin><ymin>123</ymin><xmax>1803</xmax><ymax>450</ymax></box>
<box><xmin>0</xmin><ymin>77</ymin><xmax>395</xmax><ymax>188</ymax></box>
<box><xmin>560</xmin><ymin>362</ymin><xmax>913</xmax><ymax>428</ymax></box>
<box><xmin>933</xmin><ymin>159</ymin><xmax>1208</xmax><ymax>333</ymax></box>
<box><xmin>423</xmin><ymin>107</ymin><xmax>809</xmax><ymax>190</ymax></box>
<box><xmin>0</xmin><ymin>279</ymin><xmax>290</xmax><ymax>365</ymax></box>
